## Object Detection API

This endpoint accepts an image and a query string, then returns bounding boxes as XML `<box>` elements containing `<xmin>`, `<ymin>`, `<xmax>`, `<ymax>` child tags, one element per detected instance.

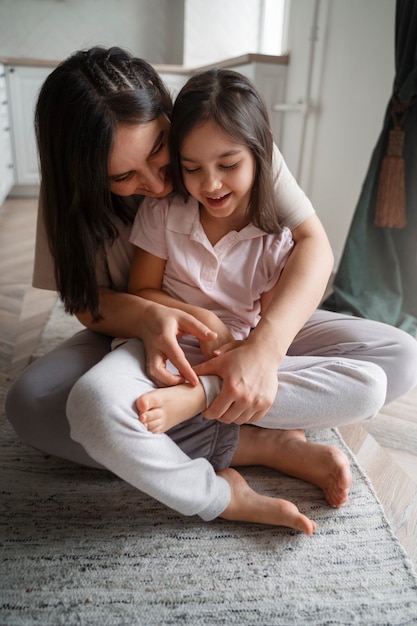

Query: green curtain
<box><xmin>321</xmin><ymin>0</ymin><xmax>417</xmax><ymax>336</ymax></box>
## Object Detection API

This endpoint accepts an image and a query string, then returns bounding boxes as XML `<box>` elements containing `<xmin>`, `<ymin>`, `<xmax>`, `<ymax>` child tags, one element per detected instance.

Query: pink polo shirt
<box><xmin>32</xmin><ymin>146</ymin><xmax>313</xmax><ymax>295</ymax></box>
<box><xmin>129</xmin><ymin>194</ymin><xmax>294</xmax><ymax>340</ymax></box>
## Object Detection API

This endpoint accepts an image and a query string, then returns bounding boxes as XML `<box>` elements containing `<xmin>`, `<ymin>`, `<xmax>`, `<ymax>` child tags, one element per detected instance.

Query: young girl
<box><xmin>128</xmin><ymin>68</ymin><xmax>296</xmax><ymax>435</ymax></box>
<box><xmin>123</xmin><ymin>69</ymin><xmax>353</xmax><ymax>528</ymax></box>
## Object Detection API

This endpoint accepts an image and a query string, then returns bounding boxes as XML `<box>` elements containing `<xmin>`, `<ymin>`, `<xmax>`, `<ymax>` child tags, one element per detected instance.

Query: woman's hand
<box><xmin>140</xmin><ymin>302</ymin><xmax>217</xmax><ymax>388</ymax></box>
<box><xmin>193</xmin><ymin>335</ymin><xmax>279</xmax><ymax>425</ymax></box>
<box><xmin>194</xmin><ymin>214</ymin><xmax>334</xmax><ymax>425</ymax></box>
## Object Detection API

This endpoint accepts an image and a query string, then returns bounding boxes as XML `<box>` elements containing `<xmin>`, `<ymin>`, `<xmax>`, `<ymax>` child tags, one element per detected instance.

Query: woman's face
<box><xmin>108</xmin><ymin>116</ymin><xmax>173</xmax><ymax>197</ymax></box>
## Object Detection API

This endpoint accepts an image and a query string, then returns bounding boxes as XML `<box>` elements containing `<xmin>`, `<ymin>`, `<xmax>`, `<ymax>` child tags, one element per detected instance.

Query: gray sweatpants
<box><xmin>6</xmin><ymin>309</ymin><xmax>417</xmax><ymax>520</ymax></box>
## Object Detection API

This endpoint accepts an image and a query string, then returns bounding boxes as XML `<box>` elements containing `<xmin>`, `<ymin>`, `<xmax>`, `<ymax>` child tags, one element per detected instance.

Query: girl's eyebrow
<box><xmin>108</xmin><ymin>130</ymin><xmax>165</xmax><ymax>180</ymax></box>
<box><xmin>180</xmin><ymin>148</ymin><xmax>242</xmax><ymax>163</ymax></box>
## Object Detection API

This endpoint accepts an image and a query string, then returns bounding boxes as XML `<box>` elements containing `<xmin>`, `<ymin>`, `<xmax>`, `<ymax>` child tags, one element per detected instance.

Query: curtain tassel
<box><xmin>374</xmin><ymin>124</ymin><xmax>407</xmax><ymax>228</ymax></box>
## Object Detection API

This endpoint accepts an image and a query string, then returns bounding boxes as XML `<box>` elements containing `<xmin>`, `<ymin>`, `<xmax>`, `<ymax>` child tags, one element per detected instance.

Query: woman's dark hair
<box><xmin>169</xmin><ymin>68</ymin><xmax>281</xmax><ymax>233</ymax></box>
<box><xmin>35</xmin><ymin>46</ymin><xmax>173</xmax><ymax>318</ymax></box>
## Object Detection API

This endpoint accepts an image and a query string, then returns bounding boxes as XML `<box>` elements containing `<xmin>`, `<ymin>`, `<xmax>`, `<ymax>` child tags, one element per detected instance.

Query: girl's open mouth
<box><xmin>205</xmin><ymin>193</ymin><xmax>231</xmax><ymax>207</ymax></box>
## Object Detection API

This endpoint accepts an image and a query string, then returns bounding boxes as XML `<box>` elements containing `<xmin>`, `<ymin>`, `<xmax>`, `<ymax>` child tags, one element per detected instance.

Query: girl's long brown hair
<box><xmin>169</xmin><ymin>68</ymin><xmax>282</xmax><ymax>234</ymax></box>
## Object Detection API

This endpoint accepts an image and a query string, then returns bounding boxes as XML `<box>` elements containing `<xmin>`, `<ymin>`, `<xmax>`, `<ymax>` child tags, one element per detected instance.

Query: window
<box><xmin>259</xmin><ymin>0</ymin><xmax>287</xmax><ymax>56</ymax></box>
<box><xmin>183</xmin><ymin>0</ymin><xmax>287</xmax><ymax>67</ymax></box>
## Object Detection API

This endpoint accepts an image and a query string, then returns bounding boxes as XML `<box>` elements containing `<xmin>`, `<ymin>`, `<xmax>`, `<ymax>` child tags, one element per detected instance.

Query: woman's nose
<box><xmin>138</xmin><ymin>164</ymin><xmax>167</xmax><ymax>195</ymax></box>
<box><xmin>137</xmin><ymin>143</ymin><xmax>170</xmax><ymax>194</ymax></box>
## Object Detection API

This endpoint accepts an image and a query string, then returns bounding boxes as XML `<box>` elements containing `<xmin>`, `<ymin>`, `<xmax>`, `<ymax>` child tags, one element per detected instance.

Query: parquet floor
<box><xmin>1</xmin><ymin>196</ymin><xmax>416</xmax><ymax>570</ymax></box>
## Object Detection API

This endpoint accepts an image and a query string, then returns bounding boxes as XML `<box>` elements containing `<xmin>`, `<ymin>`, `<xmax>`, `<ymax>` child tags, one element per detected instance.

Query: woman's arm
<box><xmin>255</xmin><ymin>213</ymin><xmax>333</xmax><ymax>357</ymax></box>
<box><xmin>194</xmin><ymin>213</ymin><xmax>334</xmax><ymax>424</ymax></box>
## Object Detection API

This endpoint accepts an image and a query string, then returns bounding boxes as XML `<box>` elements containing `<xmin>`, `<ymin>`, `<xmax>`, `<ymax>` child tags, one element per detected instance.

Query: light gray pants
<box><xmin>6</xmin><ymin>309</ymin><xmax>417</xmax><ymax>520</ymax></box>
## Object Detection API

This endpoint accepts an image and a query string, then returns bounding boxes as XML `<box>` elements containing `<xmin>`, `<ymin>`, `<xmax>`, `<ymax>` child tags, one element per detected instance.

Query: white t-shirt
<box><xmin>32</xmin><ymin>145</ymin><xmax>314</xmax><ymax>294</ymax></box>
<box><xmin>130</xmin><ymin>194</ymin><xmax>294</xmax><ymax>340</ymax></box>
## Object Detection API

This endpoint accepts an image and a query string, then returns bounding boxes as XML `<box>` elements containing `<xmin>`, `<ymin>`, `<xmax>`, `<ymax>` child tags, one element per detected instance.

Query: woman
<box><xmin>6</xmin><ymin>47</ymin><xmax>417</xmax><ymax>524</ymax></box>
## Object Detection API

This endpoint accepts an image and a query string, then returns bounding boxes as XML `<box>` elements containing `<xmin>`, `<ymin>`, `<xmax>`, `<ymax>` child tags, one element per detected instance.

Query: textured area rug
<box><xmin>1</xmin><ymin>303</ymin><xmax>417</xmax><ymax>625</ymax></box>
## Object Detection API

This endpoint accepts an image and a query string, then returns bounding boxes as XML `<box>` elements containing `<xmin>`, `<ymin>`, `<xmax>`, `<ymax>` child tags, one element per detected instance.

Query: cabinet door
<box><xmin>6</xmin><ymin>65</ymin><xmax>52</xmax><ymax>186</ymax></box>
<box><xmin>0</xmin><ymin>64</ymin><xmax>14</xmax><ymax>206</ymax></box>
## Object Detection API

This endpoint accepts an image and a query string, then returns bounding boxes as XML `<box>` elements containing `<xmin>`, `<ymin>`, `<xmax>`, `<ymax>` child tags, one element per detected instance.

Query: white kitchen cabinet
<box><xmin>0</xmin><ymin>63</ymin><xmax>14</xmax><ymax>206</ymax></box>
<box><xmin>6</xmin><ymin>65</ymin><xmax>52</xmax><ymax>194</ymax></box>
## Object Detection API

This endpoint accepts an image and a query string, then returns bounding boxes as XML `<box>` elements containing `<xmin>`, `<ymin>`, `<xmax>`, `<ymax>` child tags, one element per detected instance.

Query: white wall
<box><xmin>183</xmin><ymin>0</ymin><xmax>285</xmax><ymax>67</ymax></box>
<box><xmin>0</xmin><ymin>0</ymin><xmax>276</xmax><ymax>67</ymax></box>
<box><xmin>0</xmin><ymin>0</ymin><xmax>396</xmax><ymax>267</ymax></box>
<box><xmin>0</xmin><ymin>0</ymin><xmax>184</xmax><ymax>64</ymax></box>
<box><xmin>281</xmin><ymin>0</ymin><xmax>395</xmax><ymax>267</ymax></box>
<box><xmin>184</xmin><ymin>0</ymin><xmax>260</xmax><ymax>67</ymax></box>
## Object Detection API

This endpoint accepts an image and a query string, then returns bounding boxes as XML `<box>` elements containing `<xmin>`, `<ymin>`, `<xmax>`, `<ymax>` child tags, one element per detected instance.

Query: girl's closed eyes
<box><xmin>181</xmin><ymin>161</ymin><xmax>240</xmax><ymax>175</ymax></box>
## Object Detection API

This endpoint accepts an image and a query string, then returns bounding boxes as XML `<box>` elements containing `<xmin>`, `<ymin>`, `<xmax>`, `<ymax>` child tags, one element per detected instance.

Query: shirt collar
<box><xmin>166</xmin><ymin>194</ymin><xmax>266</xmax><ymax>241</ymax></box>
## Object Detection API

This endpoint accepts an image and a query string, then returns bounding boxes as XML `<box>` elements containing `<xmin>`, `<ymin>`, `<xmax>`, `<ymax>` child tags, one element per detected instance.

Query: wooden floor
<box><xmin>1</xmin><ymin>196</ymin><xmax>416</xmax><ymax>570</ymax></box>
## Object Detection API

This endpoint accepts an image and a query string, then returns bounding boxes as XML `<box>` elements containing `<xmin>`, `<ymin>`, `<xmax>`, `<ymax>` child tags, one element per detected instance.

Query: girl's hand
<box><xmin>141</xmin><ymin>302</ymin><xmax>217</xmax><ymax>388</ymax></box>
<box><xmin>193</xmin><ymin>337</ymin><xmax>279</xmax><ymax>425</ymax></box>
<box><xmin>199</xmin><ymin>322</ymin><xmax>234</xmax><ymax>361</ymax></box>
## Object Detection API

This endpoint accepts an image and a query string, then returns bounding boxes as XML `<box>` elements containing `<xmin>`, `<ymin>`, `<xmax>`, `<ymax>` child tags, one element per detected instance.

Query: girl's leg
<box><xmin>5</xmin><ymin>329</ymin><xmax>233</xmax><ymax>470</ymax></box>
<box><xmin>136</xmin><ymin>378</ymin><xmax>216</xmax><ymax>434</ymax></box>
<box><xmin>5</xmin><ymin>332</ymin><xmax>314</xmax><ymax>531</ymax></box>
<box><xmin>66</xmin><ymin>339</ymin><xmax>234</xmax><ymax>520</ymax></box>
<box><xmin>67</xmin><ymin>338</ymin><xmax>316</xmax><ymax>532</ymax></box>
<box><xmin>135</xmin><ymin>364</ymin><xmax>352</xmax><ymax>508</ymax></box>
<box><xmin>137</xmin><ymin>335</ymin><xmax>221</xmax><ymax>433</ymax></box>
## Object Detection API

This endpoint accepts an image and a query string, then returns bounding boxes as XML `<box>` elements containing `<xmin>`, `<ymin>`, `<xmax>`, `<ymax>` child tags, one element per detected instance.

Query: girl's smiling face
<box><xmin>108</xmin><ymin>116</ymin><xmax>172</xmax><ymax>198</ymax></box>
<box><xmin>180</xmin><ymin>120</ymin><xmax>255</xmax><ymax>229</ymax></box>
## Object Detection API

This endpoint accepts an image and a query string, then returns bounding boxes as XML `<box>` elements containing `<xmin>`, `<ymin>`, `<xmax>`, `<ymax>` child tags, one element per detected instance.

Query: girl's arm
<box><xmin>128</xmin><ymin>248</ymin><xmax>231</xmax><ymax>335</ymax></box>
<box><xmin>194</xmin><ymin>213</ymin><xmax>334</xmax><ymax>424</ymax></box>
<box><xmin>128</xmin><ymin>247</ymin><xmax>233</xmax><ymax>364</ymax></box>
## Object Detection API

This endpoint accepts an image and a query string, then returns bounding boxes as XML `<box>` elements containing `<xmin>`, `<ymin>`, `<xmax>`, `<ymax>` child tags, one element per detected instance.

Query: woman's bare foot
<box><xmin>218</xmin><ymin>468</ymin><xmax>316</xmax><ymax>535</ymax></box>
<box><xmin>232</xmin><ymin>427</ymin><xmax>352</xmax><ymax>508</ymax></box>
<box><xmin>136</xmin><ymin>382</ymin><xmax>206</xmax><ymax>433</ymax></box>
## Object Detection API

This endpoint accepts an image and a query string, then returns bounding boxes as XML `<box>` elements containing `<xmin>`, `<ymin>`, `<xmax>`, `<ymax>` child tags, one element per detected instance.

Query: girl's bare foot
<box><xmin>218</xmin><ymin>468</ymin><xmax>316</xmax><ymax>535</ymax></box>
<box><xmin>136</xmin><ymin>382</ymin><xmax>206</xmax><ymax>433</ymax></box>
<box><xmin>232</xmin><ymin>427</ymin><xmax>352</xmax><ymax>508</ymax></box>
